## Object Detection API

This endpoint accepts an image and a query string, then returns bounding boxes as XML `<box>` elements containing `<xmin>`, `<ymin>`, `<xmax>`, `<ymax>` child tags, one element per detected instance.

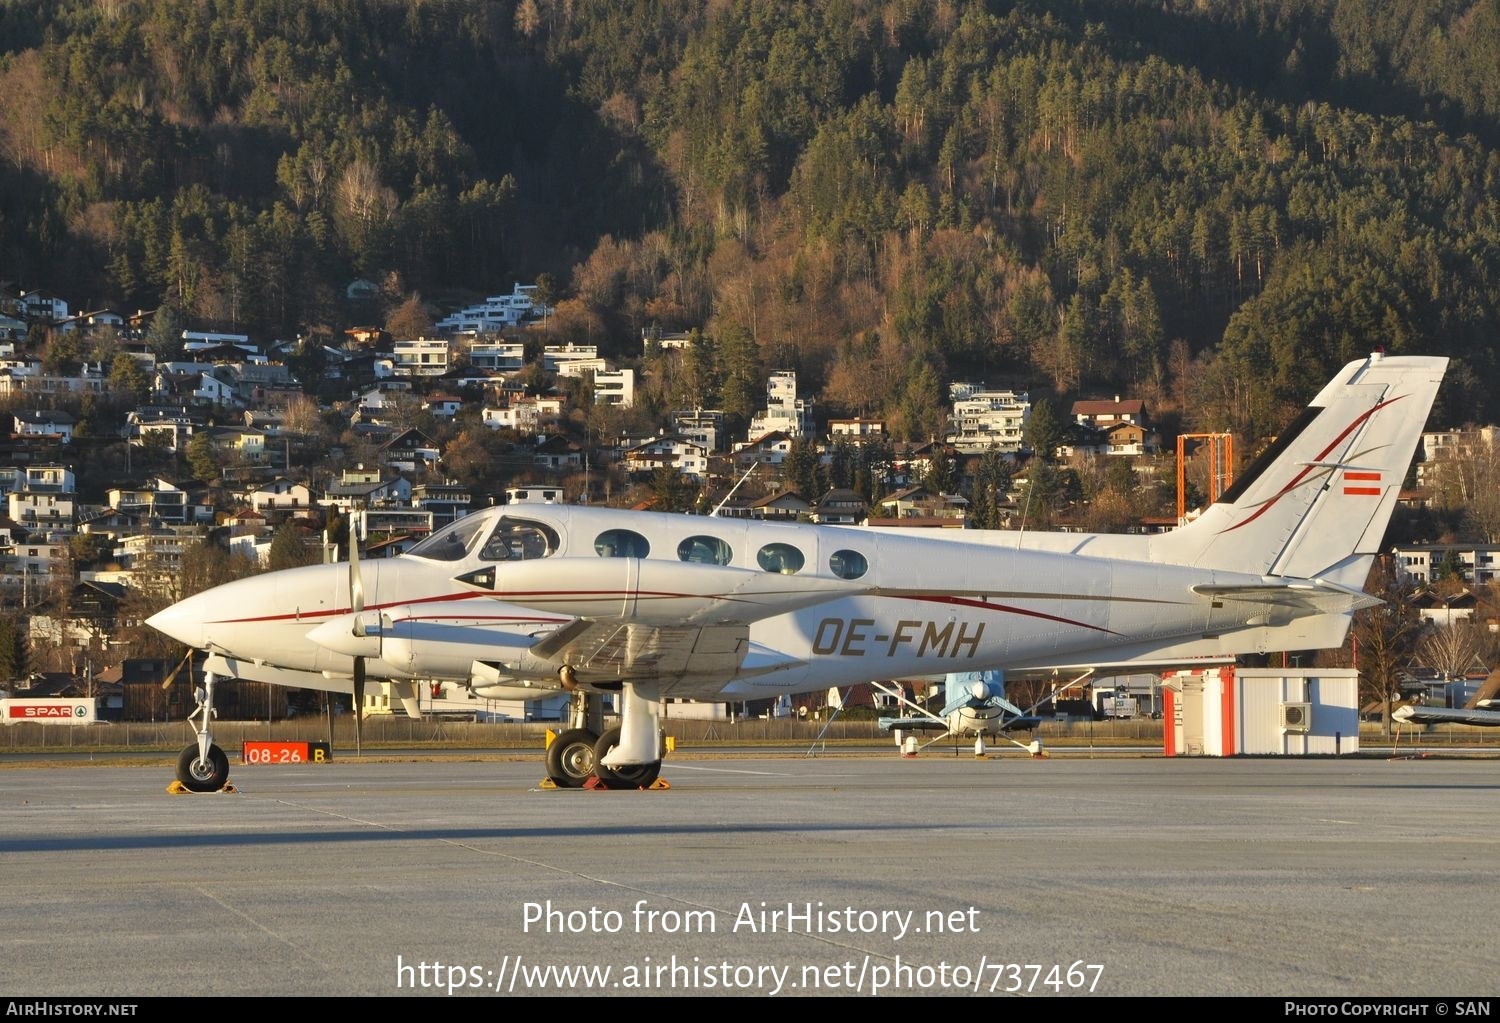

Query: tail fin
<box><xmin>1154</xmin><ymin>352</ymin><xmax>1448</xmax><ymax>586</ymax></box>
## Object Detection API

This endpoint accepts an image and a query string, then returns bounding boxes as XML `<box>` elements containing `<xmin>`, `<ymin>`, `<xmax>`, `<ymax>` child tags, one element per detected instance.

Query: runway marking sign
<box><xmin>242</xmin><ymin>741</ymin><xmax>332</xmax><ymax>765</ymax></box>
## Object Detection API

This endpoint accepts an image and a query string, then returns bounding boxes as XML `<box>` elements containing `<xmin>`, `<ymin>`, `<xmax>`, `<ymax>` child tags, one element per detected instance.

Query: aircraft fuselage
<box><xmin>148</xmin><ymin>503</ymin><xmax>1354</xmax><ymax>703</ymax></box>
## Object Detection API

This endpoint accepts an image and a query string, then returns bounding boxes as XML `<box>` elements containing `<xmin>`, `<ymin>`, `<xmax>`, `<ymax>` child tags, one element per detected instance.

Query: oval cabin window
<box><xmin>757</xmin><ymin>542</ymin><xmax>804</xmax><ymax>574</ymax></box>
<box><xmin>677</xmin><ymin>535</ymin><xmax>733</xmax><ymax>565</ymax></box>
<box><xmin>595</xmin><ymin>529</ymin><xmax>650</xmax><ymax>558</ymax></box>
<box><xmin>829</xmin><ymin>549</ymin><xmax>868</xmax><ymax>580</ymax></box>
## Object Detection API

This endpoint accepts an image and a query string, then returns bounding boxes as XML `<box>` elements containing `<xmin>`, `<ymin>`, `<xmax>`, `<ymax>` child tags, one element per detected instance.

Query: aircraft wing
<box><xmin>1391</xmin><ymin>704</ymin><xmax>1500</xmax><ymax>727</ymax></box>
<box><xmin>877</xmin><ymin>712</ymin><xmax>1042</xmax><ymax>733</ymax></box>
<box><xmin>877</xmin><ymin>716</ymin><xmax>951</xmax><ymax>732</ymax></box>
<box><xmin>515</xmin><ymin>620</ymin><xmax>805</xmax><ymax>699</ymax></box>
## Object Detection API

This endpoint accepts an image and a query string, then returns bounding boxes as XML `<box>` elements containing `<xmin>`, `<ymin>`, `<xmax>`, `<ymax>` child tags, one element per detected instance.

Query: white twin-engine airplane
<box><xmin>149</xmin><ymin>352</ymin><xmax>1447</xmax><ymax>791</ymax></box>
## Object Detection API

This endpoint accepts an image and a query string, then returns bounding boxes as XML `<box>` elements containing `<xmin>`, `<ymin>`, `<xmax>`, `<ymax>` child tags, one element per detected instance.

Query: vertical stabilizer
<box><xmin>1154</xmin><ymin>353</ymin><xmax>1447</xmax><ymax>586</ymax></box>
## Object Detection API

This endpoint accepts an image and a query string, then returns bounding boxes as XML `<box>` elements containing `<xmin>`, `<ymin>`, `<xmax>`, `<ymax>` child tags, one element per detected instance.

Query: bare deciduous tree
<box><xmin>1352</xmin><ymin>557</ymin><xmax>1424</xmax><ymax>734</ymax></box>
<box><xmin>1415</xmin><ymin>623</ymin><xmax>1483</xmax><ymax>681</ymax></box>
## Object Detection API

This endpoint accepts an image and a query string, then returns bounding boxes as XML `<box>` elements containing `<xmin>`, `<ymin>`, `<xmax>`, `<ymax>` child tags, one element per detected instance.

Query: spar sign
<box><xmin>2</xmin><ymin>698</ymin><xmax>97</xmax><ymax>724</ymax></box>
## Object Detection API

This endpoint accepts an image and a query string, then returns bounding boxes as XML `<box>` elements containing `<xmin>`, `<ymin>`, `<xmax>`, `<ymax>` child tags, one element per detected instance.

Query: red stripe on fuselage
<box><xmin>212</xmin><ymin>588</ymin><xmax>1128</xmax><ymax>637</ymax></box>
<box><xmin>206</xmin><ymin>588</ymin><xmax>759</xmax><ymax>626</ymax></box>
<box><xmin>906</xmin><ymin>594</ymin><xmax>1121</xmax><ymax>635</ymax></box>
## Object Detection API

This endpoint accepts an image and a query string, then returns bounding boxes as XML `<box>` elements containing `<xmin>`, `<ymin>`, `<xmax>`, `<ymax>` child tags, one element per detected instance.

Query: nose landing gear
<box><xmin>170</xmin><ymin>670</ymin><xmax>234</xmax><ymax>794</ymax></box>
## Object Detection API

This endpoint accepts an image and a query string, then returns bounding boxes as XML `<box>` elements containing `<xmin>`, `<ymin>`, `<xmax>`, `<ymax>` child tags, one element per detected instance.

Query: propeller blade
<box><xmin>353</xmin><ymin>655</ymin><xmax>365</xmax><ymax>756</ymax></box>
<box><xmin>161</xmin><ymin>646</ymin><xmax>193</xmax><ymax>691</ymax></box>
<box><xmin>349</xmin><ymin>510</ymin><xmax>366</xmax><ymax>622</ymax></box>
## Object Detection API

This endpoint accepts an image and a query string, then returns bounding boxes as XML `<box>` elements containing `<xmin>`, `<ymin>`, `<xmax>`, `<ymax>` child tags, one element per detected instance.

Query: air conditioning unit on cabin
<box><xmin>1280</xmin><ymin>702</ymin><xmax>1312</xmax><ymax>733</ymax></box>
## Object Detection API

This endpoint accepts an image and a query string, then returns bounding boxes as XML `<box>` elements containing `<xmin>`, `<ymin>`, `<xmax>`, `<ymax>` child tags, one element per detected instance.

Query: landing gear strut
<box><xmin>592</xmin><ymin>726</ymin><xmax>661</xmax><ymax>788</ymax></box>
<box><xmin>176</xmin><ymin>670</ymin><xmax>230</xmax><ymax>792</ymax></box>
<box><xmin>542</xmin><ymin>685</ymin><xmax>665</xmax><ymax>789</ymax></box>
<box><xmin>594</xmin><ymin>684</ymin><xmax>663</xmax><ymax>789</ymax></box>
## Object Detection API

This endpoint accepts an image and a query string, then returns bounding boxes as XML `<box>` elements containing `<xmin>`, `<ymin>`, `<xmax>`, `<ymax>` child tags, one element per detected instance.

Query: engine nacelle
<box><xmin>469</xmin><ymin>660</ymin><xmax>560</xmax><ymax>702</ymax></box>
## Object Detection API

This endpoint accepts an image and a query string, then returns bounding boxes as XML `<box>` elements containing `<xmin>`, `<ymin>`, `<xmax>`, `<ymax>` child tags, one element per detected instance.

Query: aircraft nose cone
<box><xmin>146</xmin><ymin>596</ymin><xmax>208</xmax><ymax>649</ymax></box>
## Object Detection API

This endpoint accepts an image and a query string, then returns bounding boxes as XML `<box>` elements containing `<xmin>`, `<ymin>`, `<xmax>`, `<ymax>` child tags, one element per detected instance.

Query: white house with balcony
<box><xmin>1392</xmin><ymin>543</ymin><xmax>1500</xmax><ymax>586</ymax></box>
<box><xmin>829</xmin><ymin>417</ymin><xmax>886</xmax><ymax>439</ymax></box>
<box><xmin>392</xmin><ymin>337</ymin><xmax>451</xmax><ymax>377</ymax></box>
<box><xmin>734</xmin><ymin>430</ymin><xmax>795</xmax><ymax>469</ymax></box>
<box><xmin>466</xmin><ymin>340</ymin><xmax>526</xmax><ymax>373</ymax></box>
<box><xmin>748</xmin><ymin>371</ymin><xmax>812</xmax><ymax>439</ymax></box>
<box><xmin>12</xmin><ymin>465</ymin><xmax>75</xmax><ymax>493</ymax></box>
<box><xmin>481</xmin><ymin>396</ymin><xmax>564</xmax><ymax>434</ymax></box>
<box><xmin>242</xmin><ymin>477</ymin><xmax>312</xmax><ymax>515</ymax></box>
<box><xmin>14</xmin><ymin>410</ymin><xmax>76</xmax><ymax>444</ymax></box>
<box><xmin>20</xmin><ymin>291</ymin><xmax>68</xmax><ymax>322</ymax></box>
<box><xmin>434</xmin><ymin>283</ymin><xmax>551</xmax><ymax>335</ymax></box>
<box><xmin>108</xmin><ymin>479</ymin><xmax>205</xmax><ymax>526</ymax></box>
<box><xmin>1417</xmin><ymin>426</ymin><xmax>1498</xmax><ymax>489</ymax></box>
<box><xmin>672</xmin><ymin>409</ymin><xmax>725</xmax><ymax>453</ymax></box>
<box><xmin>0</xmin><ymin>364</ymin><xmax>107</xmax><ymax>397</ymax></box>
<box><xmin>8</xmin><ymin>489</ymin><xmax>75</xmax><ymax>530</ymax></box>
<box><xmin>594</xmin><ymin>368</ymin><xmax>635</xmax><ymax>407</ymax></box>
<box><xmin>544</xmin><ymin>343</ymin><xmax>605</xmax><ymax>377</ymax></box>
<box><xmin>625</xmin><ymin>434</ymin><xmax>708</xmax><ymax>481</ymax></box>
<box><xmin>946</xmin><ymin>386</ymin><xmax>1030</xmax><ymax>453</ymax></box>
<box><xmin>0</xmin><ymin>535</ymin><xmax>68</xmax><ymax>599</ymax></box>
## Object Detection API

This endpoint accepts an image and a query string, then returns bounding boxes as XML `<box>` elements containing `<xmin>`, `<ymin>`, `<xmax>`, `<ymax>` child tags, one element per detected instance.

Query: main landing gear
<box><xmin>544</xmin><ymin>687</ymin><xmax>664</xmax><ymax>790</ymax></box>
<box><xmin>173</xmin><ymin>670</ymin><xmax>232</xmax><ymax>793</ymax></box>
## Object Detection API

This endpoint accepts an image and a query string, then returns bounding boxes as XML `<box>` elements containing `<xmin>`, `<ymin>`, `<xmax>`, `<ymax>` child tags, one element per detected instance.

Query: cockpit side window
<box><xmin>407</xmin><ymin>515</ymin><xmax>558</xmax><ymax>563</ymax></box>
<box><xmin>479</xmin><ymin>518</ymin><xmax>559</xmax><ymax>562</ymax></box>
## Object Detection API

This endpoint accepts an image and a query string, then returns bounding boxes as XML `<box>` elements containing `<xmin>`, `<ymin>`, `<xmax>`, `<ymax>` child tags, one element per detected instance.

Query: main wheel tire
<box><xmin>591</xmin><ymin>726</ymin><xmax>662</xmax><ymax>789</ymax></box>
<box><xmin>176</xmin><ymin>743</ymin><xmax>229</xmax><ymax>792</ymax></box>
<box><xmin>545</xmin><ymin>728</ymin><xmax>598</xmax><ymax>788</ymax></box>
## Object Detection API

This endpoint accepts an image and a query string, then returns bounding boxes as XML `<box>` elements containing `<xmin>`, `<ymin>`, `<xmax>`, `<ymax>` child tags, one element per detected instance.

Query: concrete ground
<box><xmin>1</xmin><ymin>751</ymin><xmax>1496</xmax><ymax>998</ymax></box>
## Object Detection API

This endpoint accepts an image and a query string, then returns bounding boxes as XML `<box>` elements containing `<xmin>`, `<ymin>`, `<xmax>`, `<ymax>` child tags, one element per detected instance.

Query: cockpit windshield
<box><xmin>407</xmin><ymin>514</ymin><xmax>493</xmax><ymax>562</ymax></box>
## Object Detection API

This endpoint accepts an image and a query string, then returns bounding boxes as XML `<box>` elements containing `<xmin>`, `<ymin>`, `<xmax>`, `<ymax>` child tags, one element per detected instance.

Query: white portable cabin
<box><xmin>1161</xmin><ymin>667</ymin><xmax>1360</xmax><ymax>756</ymax></box>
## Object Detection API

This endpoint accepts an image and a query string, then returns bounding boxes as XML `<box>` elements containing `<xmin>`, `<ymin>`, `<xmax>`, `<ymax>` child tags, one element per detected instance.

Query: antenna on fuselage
<box><xmin>710</xmin><ymin>462</ymin><xmax>758</xmax><ymax>517</ymax></box>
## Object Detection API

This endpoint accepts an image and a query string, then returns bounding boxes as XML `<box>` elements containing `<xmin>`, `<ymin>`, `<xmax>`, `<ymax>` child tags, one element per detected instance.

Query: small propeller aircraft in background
<box><xmin>876</xmin><ymin>669</ymin><xmax>1044</xmax><ymax>756</ymax></box>
<box><xmin>149</xmin><ymin>352</ymin><xmax>1447</xmax><ymax>790</ymax></box>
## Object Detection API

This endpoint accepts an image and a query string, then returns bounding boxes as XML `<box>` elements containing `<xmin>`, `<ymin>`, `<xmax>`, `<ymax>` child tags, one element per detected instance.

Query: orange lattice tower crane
<box><xmin>1177</xmin><ymin>433</ymin><xmax>1234</xmax><ymax>524</ymax></box>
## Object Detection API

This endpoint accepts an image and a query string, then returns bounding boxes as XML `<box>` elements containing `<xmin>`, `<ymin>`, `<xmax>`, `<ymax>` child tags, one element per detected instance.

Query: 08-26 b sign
<box><xmin>241</xmin><ymin>741</ymin><xmax>332</xmax><ymax>765</ymax></box>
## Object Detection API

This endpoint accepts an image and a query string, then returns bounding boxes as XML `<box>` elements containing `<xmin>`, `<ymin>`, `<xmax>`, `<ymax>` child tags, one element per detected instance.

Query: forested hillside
<box><xmin>2</xmin><ymin>0</ymin><xmax>1497</xmax><ymax>439</ymax></box>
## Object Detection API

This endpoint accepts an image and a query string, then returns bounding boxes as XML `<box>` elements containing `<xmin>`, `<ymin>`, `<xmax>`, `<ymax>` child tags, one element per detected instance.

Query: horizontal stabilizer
<box><xmin>1192</xmin><ymin>579</ymin><xmax>1380</xmax><ymax>616</ymax></box>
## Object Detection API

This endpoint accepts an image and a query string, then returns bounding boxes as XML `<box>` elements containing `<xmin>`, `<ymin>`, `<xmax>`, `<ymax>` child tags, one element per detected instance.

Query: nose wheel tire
<box><xmin>176</xmin><ymin>744</ymin><xmax>230</xmax><ymax>792</ymax></box>
<box><xmin>545</xmin><ymin>728</ymin><xmax>599</xmax><ymax>788</ymax></box>
<box><xmin>591</xmin><ymin>726</ymin><xmax>662</xmax><ymax>789</ymax></box>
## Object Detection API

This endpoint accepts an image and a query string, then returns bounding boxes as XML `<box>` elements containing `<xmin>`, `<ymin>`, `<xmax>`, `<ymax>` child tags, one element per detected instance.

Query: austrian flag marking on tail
<box><xmin>1343</xmin><ymin>470</ymin><xmax>1381</xmax><ymax>496</ymax></box>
